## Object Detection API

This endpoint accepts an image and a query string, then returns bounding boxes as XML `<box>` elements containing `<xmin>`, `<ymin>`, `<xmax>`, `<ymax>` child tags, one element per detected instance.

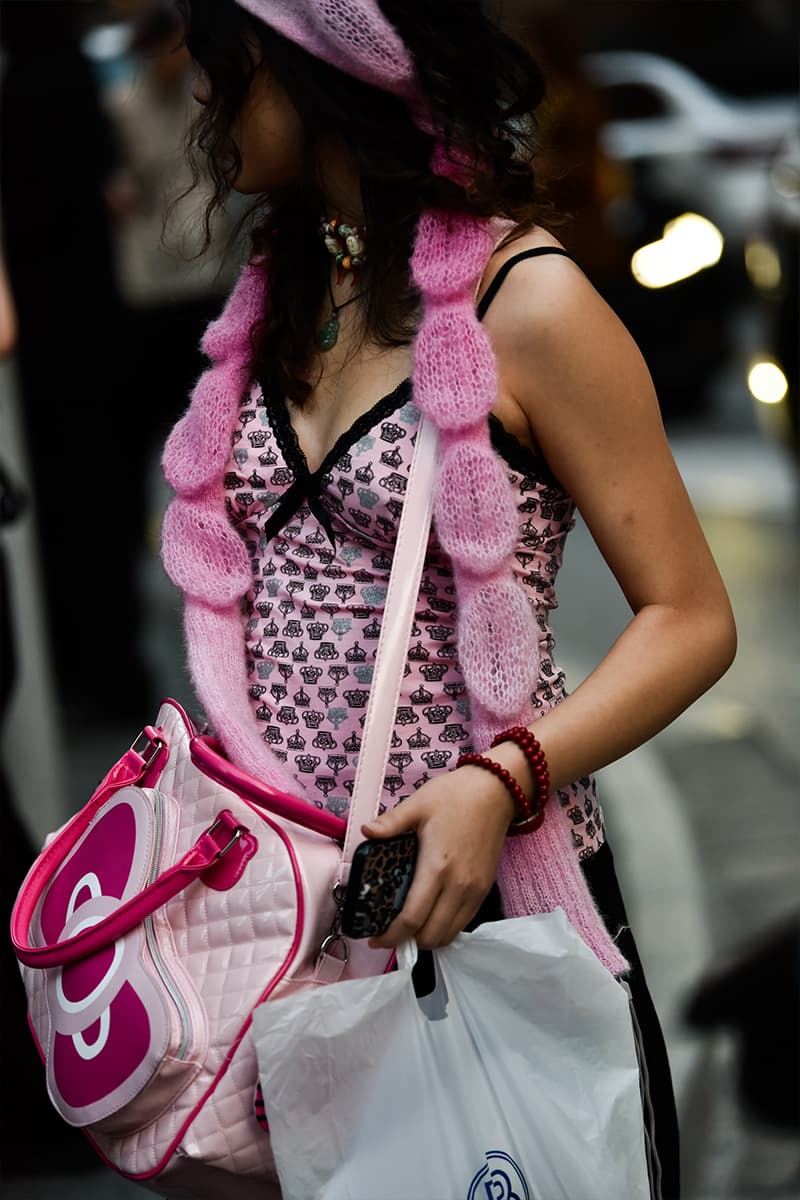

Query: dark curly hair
<box><xmin>177</xmin><ymin>0</ymin><xmax>553</xmax><ymax>406</ymax></box>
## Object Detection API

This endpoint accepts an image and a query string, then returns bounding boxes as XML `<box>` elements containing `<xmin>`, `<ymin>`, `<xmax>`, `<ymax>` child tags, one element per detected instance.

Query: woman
<box><xmin>164</xmin><ymin>2</ymin><xmax>737</xmax><ymax>1196</ymax></box>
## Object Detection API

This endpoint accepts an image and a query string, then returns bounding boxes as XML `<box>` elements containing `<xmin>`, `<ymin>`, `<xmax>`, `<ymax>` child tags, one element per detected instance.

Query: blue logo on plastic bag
<box><xmin>467</xmin><ymin>1150</ymin><xmax>531</xmax><ymax>1200</ymax></box>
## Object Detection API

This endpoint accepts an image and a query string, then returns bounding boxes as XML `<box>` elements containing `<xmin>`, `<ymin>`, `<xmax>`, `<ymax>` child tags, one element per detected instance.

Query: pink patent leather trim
<box><xmin>157</xmin><ymin>696</ymin><xmax>196</xmax><ymax>734</ymax></box>
<box><xmin>202</xmin><ymin>829</ymin><xmax>258</xmax><ymax>891</ymax></box>
<box><xmin>190</xmin><ymin>735</ymin><xmax>347</xmax><ymax>843</ymax></box>
<box><xmin>15</xmin><ymin>807</ymin><xmax>251</xmax><ymax>968</ymax></box>
<box><xmin>111</xmin><ymin>802</ymin><xmax>308</xmax><ymax>1181</ymax></box>
<box><xmin>11</xmin><ymin>708</ymin><xmax>178</xmax><ymax>965</ymax></box>
<box><xmin>10</xmin><ymin>750</ymin><xmax>161</xmax><ymax>964</ymax></box>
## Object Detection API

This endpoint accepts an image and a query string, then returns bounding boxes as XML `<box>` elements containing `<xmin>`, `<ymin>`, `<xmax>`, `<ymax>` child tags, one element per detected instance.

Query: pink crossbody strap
<box><xmin>338</xmin><ymin>414</ymin><xmax>438</xmax><ymax>880</ymax></box>
<box><xmin>12</xmin><ymin>805</ymin><xmax>255</xmax><ymax>969</ymax></box>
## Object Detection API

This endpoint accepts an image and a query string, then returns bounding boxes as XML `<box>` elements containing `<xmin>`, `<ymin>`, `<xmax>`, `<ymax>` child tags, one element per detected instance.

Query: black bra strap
<box><xmin>476</xmin><ymin>246</ymin><xmax>577</xmax><ymax>321</ymax></box>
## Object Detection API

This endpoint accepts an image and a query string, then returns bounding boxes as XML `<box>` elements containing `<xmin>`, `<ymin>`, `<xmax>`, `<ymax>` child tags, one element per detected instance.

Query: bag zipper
<box><xmin>143</xmin><ymin>790</ymin><xmax>193</xmax><ymax>1060</ymax></box>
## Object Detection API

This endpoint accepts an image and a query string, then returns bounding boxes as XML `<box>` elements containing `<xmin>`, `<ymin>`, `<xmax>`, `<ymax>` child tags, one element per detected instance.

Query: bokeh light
<box><xmin>632</xmin><ymin>213</ymin><xmax>724</xmax><ymax>289</ymax></box>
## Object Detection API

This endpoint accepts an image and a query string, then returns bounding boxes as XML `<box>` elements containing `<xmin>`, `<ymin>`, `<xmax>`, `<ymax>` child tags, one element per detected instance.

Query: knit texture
<box><xmin>160</xmin><ymin>0</ymin><xmax>629</xmax><ymax>976</ymax></box>
<box><xmin>234</xmin><ymin>0</ymin><xmax>418</xmax><ymax>101</ymax></box>
<box><xmin>409</xmin><ymin>204</ymin><xmax>627</xmax><ymax>975</ymax></box>
<box><xmin>160</xmin><ymin>227</ymin><xmax>628</xmax><ymax>977</ymax></box>
<box><xmin>162</xmin><ymin>259</ymin><xmax>297</xmax><ymax>796</ymax></box>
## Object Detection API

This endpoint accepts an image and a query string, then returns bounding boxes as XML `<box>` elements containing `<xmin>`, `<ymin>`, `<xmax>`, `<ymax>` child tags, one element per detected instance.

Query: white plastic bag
<box><xmin>253</xmin><ymin>910</ymin><xmax>651</xmax><ymax>1200</ymax></box>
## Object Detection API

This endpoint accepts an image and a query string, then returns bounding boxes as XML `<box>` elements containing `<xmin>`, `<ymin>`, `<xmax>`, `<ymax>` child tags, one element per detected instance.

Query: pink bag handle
<box><xmin>10</xmin><ymin>719</ymin><xmax>348</xmax><ymax>970</ymax></box>
<box><xmin>12</xmin><ymin>807</ymin><xmax>254</xmax><ymax>969</ymax></box>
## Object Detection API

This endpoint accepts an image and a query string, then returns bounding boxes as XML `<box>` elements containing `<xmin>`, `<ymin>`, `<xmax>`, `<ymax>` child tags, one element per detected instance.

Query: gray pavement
<box><xmin>556</xmin><ymin>427</ymin><xmax>800</xmax><ymax>1199</ymax></box>
<box><xmin>3</xmin><ymin>428</ymin><xmax>798</xmax><ymax>1198</ymax></box>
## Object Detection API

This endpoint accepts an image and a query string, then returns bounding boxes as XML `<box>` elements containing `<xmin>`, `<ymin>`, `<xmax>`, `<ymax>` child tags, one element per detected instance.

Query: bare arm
<box><xmin>366</xmin><ymin>251</ymin><xmax>736</xmax><ymax>949</ymax></box>
<box><xmin>0</xmin><ymin>250</ymin><xmax>18</xmax><ymax>360</ymax></box>
<box><xmin>480</xmin><ymin>252</ymin><xmax>736</xmax><ymax>795</ymax></box>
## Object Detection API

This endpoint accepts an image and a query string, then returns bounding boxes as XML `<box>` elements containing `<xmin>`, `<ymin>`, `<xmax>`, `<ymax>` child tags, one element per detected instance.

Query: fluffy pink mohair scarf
<box><xmin>161</xmin><ymin>0</ymin><xmax>628</xmax><ymax>976</ymax></box>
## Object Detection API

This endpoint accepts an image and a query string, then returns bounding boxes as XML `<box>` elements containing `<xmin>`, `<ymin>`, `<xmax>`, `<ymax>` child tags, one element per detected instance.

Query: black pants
<box><xmin>582</xmin><ymin>842</ymin><xmax>680</xmax><ymax>1200</ymax></box>
<box><xmin>414</xmin><ymin>840</ymin><xmax>680</xmax><ymax>1199</ymax></box>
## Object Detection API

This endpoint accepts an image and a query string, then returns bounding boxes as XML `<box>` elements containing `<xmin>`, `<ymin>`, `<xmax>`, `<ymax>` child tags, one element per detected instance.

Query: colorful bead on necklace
<box><xmin>320</xmin><ymin>214</ymin><xmax>367</xmax><ymax>286</ymax></box>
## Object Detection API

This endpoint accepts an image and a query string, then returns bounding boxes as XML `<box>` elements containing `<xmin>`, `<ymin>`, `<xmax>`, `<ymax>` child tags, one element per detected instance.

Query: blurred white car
<box><xmin>766</xmin><ymin>124</ymin><xmax>800</xmax><ymax>233</ymax></box>
<box><xmin>583</xmin><ymin>50</ymin><xmax>799</xmax><ymax>245</ymax></box>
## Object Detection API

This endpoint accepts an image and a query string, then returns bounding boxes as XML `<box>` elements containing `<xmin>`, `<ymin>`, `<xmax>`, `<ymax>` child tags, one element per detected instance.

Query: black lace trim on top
<box><xmin>264</xmin><ymin>383</ymin><xmax>307</xmax><ymax>483</ymax></box>
<box><xmin>487</xmin><ymin>414</ymin><xmax>562</xmax><ymax>489</ymax></box>
<box><xmin>264</xmin><ymin>375</ymin><xmax>412</xmax><ymax>480</ymax></box>
<box><xmin>258</xmin><ymin>378</ymin><xmax>564</xmax><ymax>547</ymax></box>
<box><xmin>258</xmin><ymin>245</ymin><xmax>577</xmax><ymax>541</ymax></box>
<box><xmin>259</xmin><ymin>377</ymin><xmax>413</xmax><ymax>547</ymax></box>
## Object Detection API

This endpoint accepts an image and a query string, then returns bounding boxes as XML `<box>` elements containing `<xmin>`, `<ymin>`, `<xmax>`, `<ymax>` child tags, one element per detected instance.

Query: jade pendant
<box><xmin>317</xmin><ymin>313</ymin><xmax>339</xmax><ymax>351</ymax></box>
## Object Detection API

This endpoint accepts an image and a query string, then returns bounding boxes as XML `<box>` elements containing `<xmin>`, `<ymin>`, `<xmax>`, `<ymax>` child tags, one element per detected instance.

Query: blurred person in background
<box><xmin>0</xmin><ymin>247</ymin><xmax>17</xmax><ymax>360</ymax></box>
<box><xmin>102</xmin><ymin>0</ymin><xmax>243</xmax><ymax>451</ymax></box>
<box><xmin>0</xmin><ymin>0</ymin><xmax>153</xmax><ymax>724</ymax></box>
<box><xmin>0</xmin><ymin>247</ymin><xmax>98</xmax><ymax>1175</ymax></box>
<box><xmin>685</xmin><ymin>914</ymin><xmax>800</xmax><ymax>1135</ymax></box>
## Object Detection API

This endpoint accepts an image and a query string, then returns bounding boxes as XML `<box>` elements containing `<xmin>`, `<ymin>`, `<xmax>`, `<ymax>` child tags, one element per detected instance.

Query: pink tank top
<box><xmin>222</xmin><ymin>372</ymin><xmax>605</xmax><ymax>861</ymax></box>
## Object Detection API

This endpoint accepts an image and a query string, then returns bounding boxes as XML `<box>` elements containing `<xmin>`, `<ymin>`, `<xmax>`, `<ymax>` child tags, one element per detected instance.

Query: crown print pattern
<box><xmin>223</xmin><ymin>377</ymin><xmax>605</xmax><ymax>860</ymax></box>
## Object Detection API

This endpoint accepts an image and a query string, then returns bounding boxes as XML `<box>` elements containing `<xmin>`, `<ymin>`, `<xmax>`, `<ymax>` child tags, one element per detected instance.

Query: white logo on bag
<box><xmin>54</xmin><ymin>872</ymin><xmax>124</xmax><ymax>1061</ymax></box>
<box><xmin>467</xmin><ymin>1150</ymin><xmax>530</xmax><ymax>1200</ymax></box>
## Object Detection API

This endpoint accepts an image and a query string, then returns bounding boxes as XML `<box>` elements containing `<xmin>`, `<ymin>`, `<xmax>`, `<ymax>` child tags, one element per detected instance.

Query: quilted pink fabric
<box><xmin>50</xmin><ymin>702</ymin><xmax>386</xmax><ymax>1187</ymax></box>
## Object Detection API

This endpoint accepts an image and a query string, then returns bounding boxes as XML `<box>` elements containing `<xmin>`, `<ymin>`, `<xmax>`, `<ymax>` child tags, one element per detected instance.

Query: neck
<box><xmin>317</xmin><ymin>137</ymin><xmax>365</xmax><ymax>226</ymax></box>
<box><xmin>316</xmin><ymin>138</ymin><xmax>368</xmax><ymax>302</ymax></box>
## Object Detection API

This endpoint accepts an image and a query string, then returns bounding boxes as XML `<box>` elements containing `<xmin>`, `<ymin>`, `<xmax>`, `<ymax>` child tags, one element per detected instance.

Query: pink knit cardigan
<box><xmin>160</xmin><ymin>215</ymin><xmax>629</xmax><ymax>977</ymax></box>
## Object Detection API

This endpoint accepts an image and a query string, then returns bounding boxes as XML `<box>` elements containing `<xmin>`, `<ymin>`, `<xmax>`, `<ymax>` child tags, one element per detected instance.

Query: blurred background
<box><xmin>0</xmin><ymin>0</ymin><xmax>797</xmax><ymax>1196</ymax></box>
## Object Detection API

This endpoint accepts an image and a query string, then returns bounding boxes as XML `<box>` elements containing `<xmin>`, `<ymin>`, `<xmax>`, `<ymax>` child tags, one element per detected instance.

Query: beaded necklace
<box><xmin>320</xmin><ymin>214</ymin><xmax>367</xmax><ymax>282</ymax></box>
<box><xmin>317</xmin><ymin>214</ymin><xmax>369</xmax><ymax>351</ymax></box>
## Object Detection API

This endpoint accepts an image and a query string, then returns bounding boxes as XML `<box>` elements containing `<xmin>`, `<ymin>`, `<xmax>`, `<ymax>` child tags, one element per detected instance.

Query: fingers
<box><xmin>414</xmin><ymin>896</ymin><xmax>478</xmax><ymax>951</ymax></box>
<box><xmin>361</xmin><ymin>775</ymin><xmax>503</xmax><ymax>949</ymax></box>
<box><xmin>369</xmin><ymin>873</ymin><xmax>486</xmax><ymax>952</ymax></box>
<box><xmin>361</xmin><ymin>795</ymin><xmax>421</xmax><ymax>840</ymax></box>
<box><xmin>367</xmin><ymin>864</ymin><xmax>442</xmax><ymax>951</ymax></box>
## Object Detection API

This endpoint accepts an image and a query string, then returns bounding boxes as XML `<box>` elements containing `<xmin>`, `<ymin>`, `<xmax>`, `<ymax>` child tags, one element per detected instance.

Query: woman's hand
<box><xmin>360</xmin><ymin>763</ymin><xmax>517</xmax><ymax>951</ymax></box>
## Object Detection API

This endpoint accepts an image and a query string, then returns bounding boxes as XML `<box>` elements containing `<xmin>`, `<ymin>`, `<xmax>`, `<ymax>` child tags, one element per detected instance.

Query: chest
<box><xmin>291</xmin><ymin>343</ymin><xmax>415</xmax><ymax>475</ymax></box>
<box><xmin>282</xmin><ymin>316</ymin><xmax>534</xmax><ymax>476</ymax></box>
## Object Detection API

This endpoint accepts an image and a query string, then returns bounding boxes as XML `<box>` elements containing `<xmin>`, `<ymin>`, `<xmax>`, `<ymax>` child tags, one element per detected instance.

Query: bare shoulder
<box><xmin>475</xmin><ymin>223</ymin><xmax>575</xmax><ymax>305</ymax></box>
<box><xmin>478</xmin><ymin>224</ymin><xmax>622</xmax><ymax>356</ymax></box>
<box><xmin>478</xmin><ymin>224</ymin><xmax>656</xmax><ymax>437</ymax></box>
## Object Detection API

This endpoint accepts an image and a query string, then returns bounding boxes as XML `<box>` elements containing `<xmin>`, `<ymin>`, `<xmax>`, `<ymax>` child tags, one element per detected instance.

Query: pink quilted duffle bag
<box><xmin>10</xmin><ymin>699</ymin><xmax>392</xmax><ymax>1198</ymax></box>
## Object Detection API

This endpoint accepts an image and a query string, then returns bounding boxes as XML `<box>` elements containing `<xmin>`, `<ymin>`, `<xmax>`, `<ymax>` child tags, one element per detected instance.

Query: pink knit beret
<box><xmin>233</xmin><ymin>0</ymin><xmax>418</xmax><ymax>100</ymax></box>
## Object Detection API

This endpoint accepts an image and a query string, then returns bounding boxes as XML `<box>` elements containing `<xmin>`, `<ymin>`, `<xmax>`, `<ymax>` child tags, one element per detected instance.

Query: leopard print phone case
<box><xmin>341</xmin><ymin>832</ymin><xmax>419</xmax><ymax>939</ymax></box>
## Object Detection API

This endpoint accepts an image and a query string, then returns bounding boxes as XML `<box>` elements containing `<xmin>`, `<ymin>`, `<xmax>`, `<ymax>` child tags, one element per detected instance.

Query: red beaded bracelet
<box><xmin>491</xmin><ymin>726</ymin><xmax>550</xmax><ymax>798</ymax></box>
<box><xmin>455</xmin><ymin>752</ymin><xmax>538</xmax><ymax>835</ymax></box>
<box><xmin>490</xmin><ymin>726</ymin><xmax>550</xmax><ymax>834</ymax></box>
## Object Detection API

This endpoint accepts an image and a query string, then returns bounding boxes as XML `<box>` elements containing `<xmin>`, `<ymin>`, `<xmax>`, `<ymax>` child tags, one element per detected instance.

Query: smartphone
<box><xmin>340</xmin><ymin>832</ymin><xmax>418</xmax><ymax>939</ymax></box>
